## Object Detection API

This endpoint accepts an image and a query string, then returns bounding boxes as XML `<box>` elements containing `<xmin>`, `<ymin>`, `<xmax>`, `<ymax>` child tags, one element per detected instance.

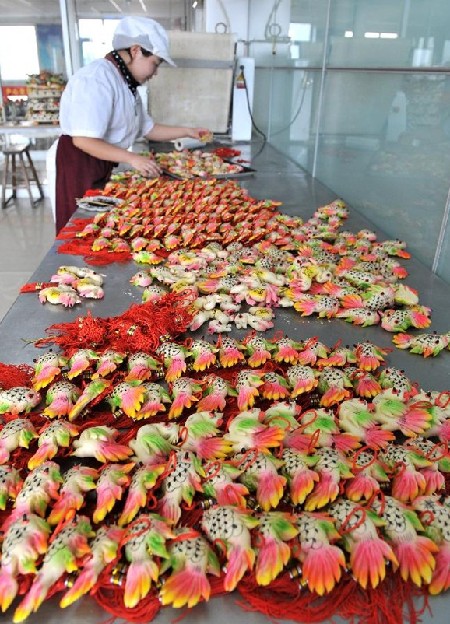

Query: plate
<box><xmin>161</xmin><ymin>161</ymin><xmax>256</xmax><ymax>180</ymax></box>
<box><xmin>156</xmin><ymin>149</ymin><xmax>256</xmax><ymax>180</ymax></box>
<box><xmin>76</xmin><ymin>195</ymin><xmax>124</xmax><ymax>212</ymax></box>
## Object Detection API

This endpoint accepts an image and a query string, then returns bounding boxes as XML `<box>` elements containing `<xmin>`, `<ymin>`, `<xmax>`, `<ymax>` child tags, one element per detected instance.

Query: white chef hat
<box><xmin>112</xmin><ymin>16</ymin><xmax>176</xmax><ymax>66</ymax></box>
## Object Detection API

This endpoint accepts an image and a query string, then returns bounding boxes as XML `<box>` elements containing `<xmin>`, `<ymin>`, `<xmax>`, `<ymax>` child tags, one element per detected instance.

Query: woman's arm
<box><xmin>145</xmin><ymin>123</ymin><xmax>211</xmax><ymax>142</ymax></box>
<box><xmin>72</xmin><ymin>136</ymin><xmax>161</xmax><ymax>177</ymax></box>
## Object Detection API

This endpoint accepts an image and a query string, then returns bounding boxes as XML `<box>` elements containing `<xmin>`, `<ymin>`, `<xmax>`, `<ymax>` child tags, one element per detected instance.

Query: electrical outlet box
<box><xmin>231</xmin><ymin>57</ymin><xmax>255</xmax><ymax>142</ymax></box>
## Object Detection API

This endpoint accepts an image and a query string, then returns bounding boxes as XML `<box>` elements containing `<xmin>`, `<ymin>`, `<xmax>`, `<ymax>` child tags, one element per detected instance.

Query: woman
<box><xmin>55</xmin><ymin>16</ymin><xmax>210</xmax><ymax>233</ymax></box>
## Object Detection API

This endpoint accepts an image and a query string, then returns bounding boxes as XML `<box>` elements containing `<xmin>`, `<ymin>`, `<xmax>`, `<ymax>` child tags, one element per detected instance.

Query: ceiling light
<box><xmin>192</xmin><ymin>1</ymin><xmax>198</xmax><ymax>8</ymax></box>
<box><xmin>139</xmin><ymin>0</ymin><xmax>148</xmax><ymax>11</ymax></box>
<box><xmin>108</xmin><ymin>0</ymin><xmax>122</xmax><ymax>12</ymax></box>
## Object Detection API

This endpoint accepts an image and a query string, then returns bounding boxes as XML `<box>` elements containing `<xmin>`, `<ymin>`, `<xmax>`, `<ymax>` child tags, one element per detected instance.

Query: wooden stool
<box><xmin>1</xmin><ymin>142</ymin><xmax>44</xmax><ymax>209</ymax></box>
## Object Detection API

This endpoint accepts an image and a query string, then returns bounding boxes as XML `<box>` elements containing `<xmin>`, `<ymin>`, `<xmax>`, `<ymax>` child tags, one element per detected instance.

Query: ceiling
<box><xmin>0</xmin><ymin>0</ymin><xmax>190</xmax><ymax>23</ymax></box>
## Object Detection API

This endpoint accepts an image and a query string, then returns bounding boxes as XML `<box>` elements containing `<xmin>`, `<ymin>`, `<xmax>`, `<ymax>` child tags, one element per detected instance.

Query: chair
<box><xmin>1</xmin><ymin>139</ymin><xmax>44</xmax><ymax>209</ymax></box>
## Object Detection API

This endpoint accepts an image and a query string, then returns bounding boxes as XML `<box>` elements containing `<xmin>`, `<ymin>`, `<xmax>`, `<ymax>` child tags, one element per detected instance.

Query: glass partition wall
<box><xmin>250</xmin><ymin>0</ymin><xmax>450</xmax><ymax>284</ymax></box>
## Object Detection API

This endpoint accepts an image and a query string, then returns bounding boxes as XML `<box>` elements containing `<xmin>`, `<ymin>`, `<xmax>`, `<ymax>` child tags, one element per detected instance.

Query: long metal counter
<box><xmin>0</xmin><ymin>122</ymin><xmax>61</xmax><ymax>139</ymax></box>
<box><xmin>0</xmin><ymin>142</ymin><xmax>449</xmax><ymax>624</ymax></box>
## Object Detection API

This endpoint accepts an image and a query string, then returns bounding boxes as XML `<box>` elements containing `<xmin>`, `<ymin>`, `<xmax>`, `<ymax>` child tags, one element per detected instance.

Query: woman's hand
<box><xmin>186</xmin><ymin>128</ymin><xmax>213</xmax><ymax>142</ymax></box>
<box><xmin>127</xmin><ymin>152</ymin><xmax>162</xmax><ymax>177</ymax></box>
<box><xmin>71</xmin><ymin>137</ymin><xmax>162</xmax><ymax>177</ymax></box>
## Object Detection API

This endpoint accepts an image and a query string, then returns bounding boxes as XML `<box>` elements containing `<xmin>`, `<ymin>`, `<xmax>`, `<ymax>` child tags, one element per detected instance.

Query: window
<box><xmin>79</xmin><ymin>18</ymin><xmax>121</xmax><ymax>66</ymax></box>
<box><xmin>289</xmin><ymin>23</ymin><xmax>313</xmax><ymax>42</ymax></box>
<box><xmin>364</xmin><ymin>32</ymin><xmax>398</xmax><ymax>39</ymax></box>
<box><xmin>0</xmin><ymin>26</ymin><xmax>39</xmax><ymax>80</ymax></box>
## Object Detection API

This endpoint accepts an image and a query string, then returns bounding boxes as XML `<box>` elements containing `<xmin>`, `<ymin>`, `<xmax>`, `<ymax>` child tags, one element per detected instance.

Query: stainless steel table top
<box><xmin>1</xmin><ymin>142</ymin><xmax>448</xmax><ymax>390</ymax></box>
<box><xmin>0</xmin><ymin>141</ymin><xmax>449</xmax><ymax>623</ymax></box>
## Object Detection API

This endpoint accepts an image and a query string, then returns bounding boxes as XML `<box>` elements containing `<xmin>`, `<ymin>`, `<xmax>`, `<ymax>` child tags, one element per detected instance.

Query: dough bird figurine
<box><xmin>201</xmin><ymin>505</ymin><xmax>258</xmax><ymax>591</ymax></box>
<box><xmin>0</xmin><ymin>514</ymin><xmax>51</xmax><ymax>612</ymax></box>
<box><xmin>12</xmin><ymin>516</ymin><xmax>94</xmax><ymax>623</ymax></box>
<box><xmin>121</xmin><ymin>514</ymin><xmax>174</xmax><ymax>608</ymax></box>
<box><xmin>60</xmin><ymin>524</ymin><xmax>124</xmax><ymax>608</ymax></box>
<box><xmin>328</xmin><ymin>497</ymin><xmax>397</xmax><ymax>589</ymax></box>
<box><xmin>0</xmin><ymin>419</ymin><xmax>38</xmax><ymax>463</ymax></box>
<box><xmin>159</xmin><ymin>527</ymin><xmax>221</xmax><ymax>608</ymax></box>
<box><xmin>293</xmin><ymin>511</ymin><xmax>346</xmax><ymax>595</ymax></box>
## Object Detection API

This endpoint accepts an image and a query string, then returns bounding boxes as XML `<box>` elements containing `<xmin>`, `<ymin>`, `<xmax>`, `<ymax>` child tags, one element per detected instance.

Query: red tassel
<box><xmin>57</xmin><ymin>218</ymin><xmax>93</xmax><ymax>240</ymax></box>
<box><xmin>92</xmin><ymin>574</ymin><xmax>229</xmax><ymax>624</ymax></box>
<box><xmin>236</xmin><ymin>572</ymin><xmax>429</xmax><ymax>624</ymax></box>
<box><xmin>34</xmin><ymin>292</ymin><xmax>195</xmax><ymax>356</ymax></box>
<box><xmin>20</xmin><ymin>282</ymin><xmax>54</xmax><ymax>293</ymax></box>
<box><xmin>93</xmin><ymin>585</ymin><xmax>161</xmax><ymax>623</ymax></box>
<box><xmin>84</xmin><ymin>189</ymin><xmax>105</xmax><ymax>197</ymax></box>
<box><xmin>213</xmin><ymin>147</ymin><xmax>241</xmax><ymax>159</ymax></box>
<box><xmin>57</xmin><ymin>238</ymin><xmax>132</xmax><ymax>266</ymax></box>
<box><xmin>0</xmin><ymin>362</ymin><xmax>34</xmax><ymax>389</ymax></box>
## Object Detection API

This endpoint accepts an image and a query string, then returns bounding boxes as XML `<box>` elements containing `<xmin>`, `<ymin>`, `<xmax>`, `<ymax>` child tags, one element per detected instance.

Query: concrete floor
<box><xmin>0</xmin><ymin>196</ymin><xmax>55</xmax><ymax>322</ymax></box>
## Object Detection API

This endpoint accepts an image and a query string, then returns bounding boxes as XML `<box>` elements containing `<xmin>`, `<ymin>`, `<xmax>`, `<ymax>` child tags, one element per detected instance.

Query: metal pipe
<box><xmin>59</xmin><ymin>0</ymin><xmax>81</xmax><ymax>75</ymax></box>
<box><xmin>59</xmin><ymin>0</ymin><xmax>73</xmax><ymax>77</ymax></box>
<box><xmin>0</xmin><ymin>62</ymin><xmax>6</xmax><ymax>123</ymax></box>
<box><xmin>312</xmin><ymin>0</ymin><xmax>332</xmax><ymax>178</ymax></box>
<box><xmin>432</xmin><ymin>185</ymin><xmax>450</xmax><ymax>275</ymax></box>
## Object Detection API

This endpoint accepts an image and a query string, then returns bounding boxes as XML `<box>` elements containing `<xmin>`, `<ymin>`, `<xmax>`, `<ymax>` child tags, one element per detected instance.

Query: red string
<box><xmin>403</xmin><ymin>438</ymin><xmax>449</xmax><ymax>463</ymax></box>
<box><xmin>20</xmin><ymin>282</ymin><xmax>54</xmax><ymax>293</ymax></box>
<box><xmin>213</xmin><ymin>147</ymin><xmax>241</xmax><ymax>158</ymax></box>
<box><xmin>233</xmin><ymin>448</ymin><xmax>260</xmax><ymax>470</ymax></box>
<box><xmin>237</xmin><ymin>572</ymin><xmax>354</xmax><ymax>623</ymax></box>
<box><xmin>93</xmin><ymin>584</ymin><xmax>161</xmax><ymax>623</ymax></box>
<box><xmin>424</xmin><ymin>440</ymin><xmax>448</xmax><ymax>463</ymax></box>
<box><xmin>366</xmin><ymin>488</ymin><xmax>386</xmax><ymax>516</ymax></box>
<box><xmin>307</xmin><ymin>429</ymin><xmax>321</xmax><ymax>453</ymax></box>
<box><xmin>419</xmin><ymin>509</ymin><xmax>435</xmax><ymax>526</ymax></box>
<box><xmin>171</xmin><ymin>609</ymin><xmax>192</xmax><ymax>624</ymax></box>
<box><xmin>34</xmin><ymin>293</ymin><xmax>194</xmax><ymax>356</ymax></box>
<box><xmin>299</xmin><ymin>410</ymin><xmax>319</xmax><ymax>432</ymax></box>
<box><xmin>171</xmin><ymin>529</ymin><xmax>201</xmax><ymax>542</ymax></box>
<box><xmin>435</xmin><ymin>391</ymin><xmax>450</xmax><ymax>408</ymax></box>
<box><xmin>237</xmin><ymin>573</ymin><xmax>429</xmax><ymax>624</ymax></box>
<box><xmin>119</xmin><ymin>515</ymin><xmax>154</xmax><ymax>546</ymax></box>
<box><xmin>0</xmin><ymin>362</ymin><xmax>34</xmax><ymax>388</ymax></box>
<box><xmin>212</xmin><ymin>538</ymin><xmax>228</xmax><ymax>556</ymax></box>
<box><xmin>146</xmin><ymin>493</ymin><xmax>158</xmax><ymax>510</ymax></box>
<box><xmin>351</xmin><ymin>445</ymin><xmax>379</xmax><ymax>473</ymax></box>
<box><xmin>178</xmin><ymin>426</ymin><xmax>189</xmax><ymax>444</ymax></box>
<box><xmin>160</xmin><ymin>451</ymin><xmax>178</xmax><ymax>480</ymax></box>
<box><xmin>339</xmin><ymin>505</ymin><xmax>367</xmax><ymax>536</ymax></box>
<box><xmin>203</xmin><ymin>461</ymin><xmax>223</xmax><ymax>481</ymax></box>
<box><xmin>57</xmin><ymin>237</ymin><xmax>132</xmax><ymax>265</ymax></box>
<box><xmin>56</xmin><ymin>218</ymin><xmax>93</xmax><ymax>240</ymax></box>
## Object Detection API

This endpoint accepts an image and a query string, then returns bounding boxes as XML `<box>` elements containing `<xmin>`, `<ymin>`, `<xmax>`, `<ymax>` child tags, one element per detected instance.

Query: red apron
<box><xmin>55</xmin><ymin>134</ymin><xmax>115</xmax><ymax>234</ymax></box>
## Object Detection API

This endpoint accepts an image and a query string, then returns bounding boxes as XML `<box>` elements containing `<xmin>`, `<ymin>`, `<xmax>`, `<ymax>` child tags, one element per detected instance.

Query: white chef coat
<box><xmin>59</xmin><ymin>58</ymin><xmax>154</xmax><ymax>148</ymax></box>
<box><xmin>47</xmin><ymin>58</ymin><xmax>154</xmax><ymax>222</ymax></box>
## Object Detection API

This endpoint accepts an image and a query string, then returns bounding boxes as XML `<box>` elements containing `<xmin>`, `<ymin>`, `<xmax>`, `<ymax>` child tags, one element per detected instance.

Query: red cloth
<box><xmin>55</xmin><ymin>135</ymin><xmax>115</xmax><ymax>234</ymax></box>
